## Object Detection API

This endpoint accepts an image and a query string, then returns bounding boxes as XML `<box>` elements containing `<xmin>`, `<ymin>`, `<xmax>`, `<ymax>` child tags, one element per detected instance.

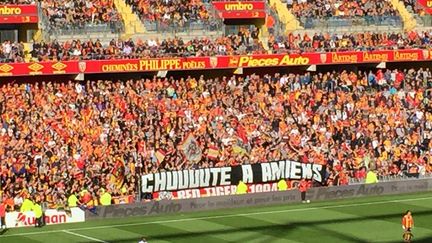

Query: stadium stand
<box><xmin>1</xmin><ymin>0</ymin><xmax>432</xmax><ymax>210</ymax></box>
<box><xmin>268</xmin><ymin>30</ymin><xmax>432</xmax><ymax>53</ymax></box>
<box><xmin>40</xmin><ymin>0</ymin><xmax>123</xmax><ymax>33</ymax></box>
<box><xmin>1</xmin><ymin>69</ymin><xmax>432</xmax><ymax>208</ymax></box>
<box><xmin>0</xmin><ymin>40</ymin><xmax>25</xmax><ymax>63</ymax></box>
<box><xmin>125</xmin><ymin>0</ymin><xmax>210</xmax><ymax>22</ymax></box>
<box><xmin>4</xmin><ymin>29</ymin><xmax>432</xmax><ymax>62</ymax></box>
<box><xmin>8</xmin><ymin>32</ymin><xmax>265</xmax><ymax>62</ymax></box>
<box><xmin>0</xmin><ymin>0</ymin><xmax>34</xmax><ymax>3</ymax></box>
<box><xmin>403</xmin><ymin>0</ymin><xmax>417</xmax><ymax>13</ymax></box>
<box><xmin>124</xmin><ymin>0</ymin><xmax>222</xmax><ymax>33</ymax></box>
<box><xmin>406</xmin><ymin>0</ymin><xmax>432</xmax><ymax>27</ymax></box>
<box><xmin>286</xmin><ymin>0</ymin><xmax>402</xmax><ymax>29</ymax></box>
<box><xmin>288</xmin><ymin>0</ymin><xmax>397</xmax><ymax>18</ymax></box>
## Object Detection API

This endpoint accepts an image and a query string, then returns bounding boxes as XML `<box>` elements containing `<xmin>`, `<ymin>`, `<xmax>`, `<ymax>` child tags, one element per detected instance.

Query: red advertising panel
<box><xmin>0</xmin><ymin>5</ymin><xmax>38</xmax><ymax>24</ymax></box>
<box><xmin>217</xmin><ymin>53</ymin><xmax>321</xmax><ymax>68</ymax></box>
<box><xmin>0</xmin><ymin>61</ymin><xmax>80</xmax><ymax>76</ymax></box>
<box><xmin>84</xmin><ymin>57</ymin><xmax>212</xmax><ymax>73</ymax></box>
<box><xmin>325</xmin><ymin>49</ymin><xmax>426</xmax><ymax>64</ymax></box>
<box><xmin>418</xmin><ymin>0</ymin><xmax>432</xmax><ymax>14</ymax></box>
<box><xmin>220</xmin><ymin>11</ymin><xmax>266</xmax><ymax>19</ymax></box>
<box><xmin>212</xmin><ymin>1</ymin><xmax>266</xmax><ymax>11</ymax></box>
<box><xmin>0</xmin><ymin>49</ymin><xmax>430</xmax><ymax>77</ymax></box>
<box><xmin>212</xmin><ymin>1</ymin><xmax>266</xmax><ymax>19</ymax></box>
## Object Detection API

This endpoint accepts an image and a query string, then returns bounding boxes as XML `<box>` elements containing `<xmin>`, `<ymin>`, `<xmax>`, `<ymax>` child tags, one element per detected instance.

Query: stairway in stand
<box><xmin>391</xmin><ymin>0</ymin><xmax>417</xmax><ymax>30</ymax></box>
<box><xmin>114</xmin><ymin>0</ymin><xmax>146</xmax><ymax>38</ymax></box>
<box><xmin>268</xmin><ymin>0</ymin><xmax>302</xmax><ymax>33</ymax></box>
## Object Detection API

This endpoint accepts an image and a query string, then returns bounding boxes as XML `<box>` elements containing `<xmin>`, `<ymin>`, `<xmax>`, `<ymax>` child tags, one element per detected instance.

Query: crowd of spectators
<box><xmin>40</xmin><ymin>0</ymin><xmax>122</xmax><ymax>31</ymax></box>
<box><xmin>269</xmin><ymin>31</ymin><xmax>432</xmax><ymax>53</ymax></box>
<box><xmin>0</xmin><ymin>40</ymin><xmax>25</xmax><ymax>63</ymax></box>
<box><xmin>0</xmin><ymin>0</ymin><xmax>35</xmax><ymax>4</ymax></box>
<box><xmin>4</xmin><ymin>30</ymin><xmax>432</xmax><ymax>63</ymax></box>
<box><xmin>287</xmin><ymin>0</ymin><xmax>398</xmax><ymax>19</ymax></box>
<box><xmin>125</xmin><ymin>0</ymin><xmax>211</xmax><ymax>26</ymax></box>
<box><xmin>1</xmin><ymin>68</ymin><xmax>432</xmax><ymax>208</ymax></box>
<box><xmin>402</xmin><ymin>0</ymin><xmax>421</xmax><ymax>15</ymax></box>
<box><xmin>30</xmin><ymin>36</ymin><xmax>262</xmax><ymax>61</ymax></box>
<box><xmin>21</xmin><ymin>30</ymin><xmax>263</xmax><ymax>62</ymax></box>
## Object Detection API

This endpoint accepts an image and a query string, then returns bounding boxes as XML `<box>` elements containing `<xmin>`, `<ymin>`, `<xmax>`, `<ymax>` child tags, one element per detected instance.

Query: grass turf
<box><xmin>1</xmin><ymin>191</ymin><xmax>432</xmax><ymax>243</ymax></box>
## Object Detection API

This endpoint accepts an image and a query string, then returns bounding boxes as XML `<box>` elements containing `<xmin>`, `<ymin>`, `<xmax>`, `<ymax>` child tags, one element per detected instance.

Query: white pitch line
<box><xmin>62</xmin><ymin>230</ymin><xmax>109</xmax><ymax>243</ymax></box>
<box><xmin>1</xmin><ymin>195</ymin><xmax>432</xmax><ymax>238</ymax></box>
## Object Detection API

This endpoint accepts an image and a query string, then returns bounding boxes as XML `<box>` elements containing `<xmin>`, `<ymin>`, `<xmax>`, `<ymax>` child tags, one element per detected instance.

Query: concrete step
<box><xmin>114</xmin><ymin>0</ymin><xmax>146</xmax><ymax>35</ymax></box>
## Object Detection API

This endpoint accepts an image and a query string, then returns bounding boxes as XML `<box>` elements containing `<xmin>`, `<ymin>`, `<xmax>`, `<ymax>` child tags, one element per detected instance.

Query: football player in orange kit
<box><xmin>402</xmin><ymin>210</ymin><xmax>414</xmax><ymax>242</ymax></box>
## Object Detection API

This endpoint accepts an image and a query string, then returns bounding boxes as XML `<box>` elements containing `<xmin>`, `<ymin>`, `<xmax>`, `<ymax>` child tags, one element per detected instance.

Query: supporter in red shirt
<box><xmin>0</xmin><ymin>199</ymin><xmax>6</xmax><ymax>229</ymax></box>
<box><xmin>299</xmin><ymin>179</ymin><xmax>311</xmax><ymax>203</ymax></box>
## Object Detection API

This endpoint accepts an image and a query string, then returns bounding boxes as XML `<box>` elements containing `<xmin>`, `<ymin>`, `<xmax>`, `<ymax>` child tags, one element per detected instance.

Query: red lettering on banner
<box><xmin>47</xmin><ymin>215</ymin><xmax>67</xmax><ymax>224</ymax></box>
<box><xmin>155</xmin><ymin>183</ymin><xmax>281</xmax><ymax>200</ymax></box>
<box><xmin>15</xmin><ymin>212</ymin><xmax>66</xmax><ymax>226</ymax></box>
<box><xmin>177</xmin><ymin>189</ymin><xmax>201</xmax><ymax>199</ymax></box>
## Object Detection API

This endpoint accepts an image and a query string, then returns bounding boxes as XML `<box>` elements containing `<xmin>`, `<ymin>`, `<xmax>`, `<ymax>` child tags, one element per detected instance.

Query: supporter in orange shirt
<box><xmin>402</xmin><ymin>210</ymin><xmax>414</xmax><ymax>242</ymax></box>
<box><xmin>299</xmin><ymin>179</ymin><xmax>311</xmax><ymax>203</ymax></box>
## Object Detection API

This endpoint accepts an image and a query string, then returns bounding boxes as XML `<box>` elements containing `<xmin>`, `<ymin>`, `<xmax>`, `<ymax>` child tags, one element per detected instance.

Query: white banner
<box><xmin>5</xmin><ymin>207</ymin><xmax>85</xmax><ymax>228</ymax></box>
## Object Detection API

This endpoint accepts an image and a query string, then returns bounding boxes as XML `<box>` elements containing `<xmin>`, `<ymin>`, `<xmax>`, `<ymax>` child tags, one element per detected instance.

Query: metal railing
<box><xmin>270</xmin><ymin>44</ymin><xmax>430</xmax><ymax>54</ymax></box>
<box><xmin>143</xmin><ymin>19</ymin><xmax>223</xmax><ymax>35</ymax></box>
<box><xmin>10</xmin><ymin>42</ymin><xmax>432</xmax><ymax>63</ymax></box>
<box><xmin>416</xmin><ymin>15</ymin><xmax>432</xmax><ymax>27</ymax></box>
<box><xmin>25</xmin><ymin>44</ymin><xmax>267</xmax><ymax>62</ymax></box>
<box><xmin>299</xmin><ymin>16</ymin><xmax>403</xmax><ymax>29</ymax></box>
<box><xmin>44</xmin><ymin>21</ymin><xmax>124</xmax><ymax>36</ymax></box>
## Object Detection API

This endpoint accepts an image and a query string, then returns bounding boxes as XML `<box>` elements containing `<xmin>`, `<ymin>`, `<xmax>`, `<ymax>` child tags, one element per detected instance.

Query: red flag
<box><xmin>111</xmin><ymin>159</ymin><xmax>125</xmax><ymax>189</ymax></box>
<box><xmin>207</xmin><ymin>146</ymin><xmax>219</xmax><ymax>160</ymax></box>
<box><xmin>236</xmin><ymin>125</ymin><xmax>248</xmax><ymax>144</ymax></box>
<box><xmin>155</xmin><ymin>149</ymin><xmax>166</xmax><ymax>164</ymax></box>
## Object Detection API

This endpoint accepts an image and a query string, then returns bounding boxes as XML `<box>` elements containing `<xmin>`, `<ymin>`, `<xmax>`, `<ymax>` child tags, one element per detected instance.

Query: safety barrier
<box><xmin>86</xmin><ymin>178</ymin><xmax>432</xmax><ymax>220</ymax></box>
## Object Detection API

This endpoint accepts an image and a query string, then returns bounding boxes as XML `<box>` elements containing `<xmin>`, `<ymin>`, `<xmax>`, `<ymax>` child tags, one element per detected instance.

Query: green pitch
<box><xmin>2</xmin><ymin>192</ymin><xmax>432</xmax><ymax>243</ymax></box>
